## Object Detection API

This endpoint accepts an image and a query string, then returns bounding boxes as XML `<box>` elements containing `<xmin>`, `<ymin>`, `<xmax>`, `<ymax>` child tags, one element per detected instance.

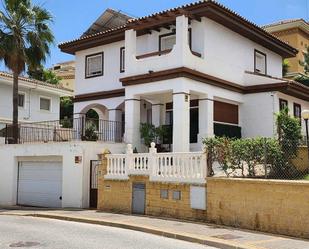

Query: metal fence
<box><xmin>3</xmin><ymin>117</ymin><xmax>124</xmax><ymax>144</ymax></box>
<box><xmin>207</xmin><ymin>138</ymin><xmax>309</xmax><ymax>180</ymax></box>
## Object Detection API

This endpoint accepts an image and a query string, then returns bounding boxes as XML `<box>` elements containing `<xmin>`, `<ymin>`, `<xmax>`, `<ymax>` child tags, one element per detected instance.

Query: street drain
<box><xmin>212</xmin><ymin>234</ymin><xmax>242</xmax><ymax>240</ymax></box>
<box><xmin>9</xmin><ymin>241</ymin><xmax>41</xmax><ymax>247</ymax></box>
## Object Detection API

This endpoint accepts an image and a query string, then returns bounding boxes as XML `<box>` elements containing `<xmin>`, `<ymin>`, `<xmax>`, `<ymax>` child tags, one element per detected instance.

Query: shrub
<box><xmin>203</xmin><ymin>137</ymin><xmax>284</xmax><ymax>178</ymax></box>
<box><xmin>140</xmin><ymin>123</ymin><xmax>169</xmax><ymax>147</ymax></box>
<box><xmin>83</xmin><ymin>124</ymin><xmax>98</xmax><ymax>141</ymax></box>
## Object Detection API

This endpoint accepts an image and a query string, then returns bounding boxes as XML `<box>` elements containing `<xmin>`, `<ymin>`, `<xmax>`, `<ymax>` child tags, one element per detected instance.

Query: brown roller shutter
<box><xmin>214</xmin><ymin>101</ymin><xmax>239</xmax><ymax>124</ymax></box>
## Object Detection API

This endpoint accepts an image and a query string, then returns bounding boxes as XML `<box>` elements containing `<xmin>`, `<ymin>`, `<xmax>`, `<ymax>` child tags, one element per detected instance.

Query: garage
<box><xmin>17</xmin><ymin>161</ymin><xmax>63</xmax><ymax>208</ymax></box>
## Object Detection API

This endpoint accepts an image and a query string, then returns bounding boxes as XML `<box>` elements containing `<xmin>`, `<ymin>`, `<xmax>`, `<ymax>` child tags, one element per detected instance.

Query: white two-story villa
<box><xmin>59</xmin><ymin>0</ymin><xmax>309</xmax><ymax>152</ymax></box>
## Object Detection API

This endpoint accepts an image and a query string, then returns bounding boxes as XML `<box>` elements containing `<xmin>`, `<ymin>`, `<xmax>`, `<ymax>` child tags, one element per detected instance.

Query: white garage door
<box><xmin>18</xmin><ymin>161</ymin><xmax>62</xmax><ymax>208</ymax></box>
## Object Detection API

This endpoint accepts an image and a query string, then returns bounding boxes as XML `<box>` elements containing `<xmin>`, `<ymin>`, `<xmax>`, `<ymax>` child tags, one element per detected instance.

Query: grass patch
<box><xmin>303</xmin><ymin>175</ymin><xmax>309</xmax><ymax>180</ymax></box>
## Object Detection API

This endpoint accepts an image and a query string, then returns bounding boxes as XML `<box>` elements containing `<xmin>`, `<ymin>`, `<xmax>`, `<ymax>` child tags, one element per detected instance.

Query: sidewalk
<box><xmin>0</xmin><ymin>207</ymin><xmax>308</xmax><ymax>249</ymax></box>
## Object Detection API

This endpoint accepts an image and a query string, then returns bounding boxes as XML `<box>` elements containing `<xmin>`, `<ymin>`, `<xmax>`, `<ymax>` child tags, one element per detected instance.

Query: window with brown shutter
<box><xmin>214</xmin><ymin>101</ymin><xmax>239</xmax><ymax>125</ymax></box>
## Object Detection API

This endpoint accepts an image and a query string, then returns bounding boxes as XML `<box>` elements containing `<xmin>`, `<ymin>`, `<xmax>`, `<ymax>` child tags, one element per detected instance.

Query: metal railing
<box><xmin>3</xmin><ymin>117</ymin><xmax>124</xmax><ymax>144</ymax></box>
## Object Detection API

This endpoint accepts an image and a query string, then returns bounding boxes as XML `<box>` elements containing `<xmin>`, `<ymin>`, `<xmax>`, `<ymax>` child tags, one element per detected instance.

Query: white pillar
<box><xmin>173</xmin><ymin>92</ymin><xmax>190</xmax><ymax>152</ymax></box>
<box><xmin>108</xmin><ymin>109</ymin><xmax>122</xmax><ymax>122</ymax></box>
<box><xmin>198</xmin><ymin>95</ymin><xmax>214</xmax><ymax>144</ymax></box>
<box><xmin>125</xmin><ymin>29</ymin><xmax>136</xmax><ymax>71</ymax></box>
<box><xmin>152</xmin><ymin>104</ymin><xmax>163</xmax><ymax>127</ymax></box>
<box><xmin>108</xmin><ymin>109</ymin><xmax>122</xmax><ymax>142</ymax></box>
<box><xmin>124</xmin><ymin>98</ymin><xmax>141</xmax><ymax>151</ymax></box>
<box><xmin>175</xmin><ymin>15</ymin><xmax>189</xmax><ymax>52</ymax></box>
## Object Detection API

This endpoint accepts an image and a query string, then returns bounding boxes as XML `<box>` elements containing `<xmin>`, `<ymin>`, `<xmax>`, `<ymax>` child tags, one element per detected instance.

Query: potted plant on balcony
<box><xmin>140</xmin><ymin>123</ymin><xmax>170</xmax><ymax>152</ymax></box>
<box><xmin>82</xmin><ymin>124</ymin><xmax>98</xmax><ymax>141</ymax></box>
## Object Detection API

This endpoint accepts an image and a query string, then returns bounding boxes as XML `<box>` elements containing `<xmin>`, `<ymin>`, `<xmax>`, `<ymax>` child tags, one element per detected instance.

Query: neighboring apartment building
<box><xmin>0</xmin><ymin>71</ymin><xmax>73</xmax><ymax>130</ymax></box>
<box><xmin>264</xmin><ymin>19</ymin><xmax>309</xmax><ymax>78</ymax></box>
<box><xmin>59</xmin><ymin>0</ymin><xmax>309</xmax><ymax>152</ymax></box>
<box><xmin>52</xmin><ymin>60</ymin><xmax>75</xmax><ymax>91</ymax></box>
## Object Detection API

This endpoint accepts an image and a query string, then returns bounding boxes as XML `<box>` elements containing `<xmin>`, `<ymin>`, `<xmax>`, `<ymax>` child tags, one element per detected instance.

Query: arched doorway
<box><xmin>79</xmin><ymin>104</ymin><xmax>109</xmax><ymax>141</ymax></box>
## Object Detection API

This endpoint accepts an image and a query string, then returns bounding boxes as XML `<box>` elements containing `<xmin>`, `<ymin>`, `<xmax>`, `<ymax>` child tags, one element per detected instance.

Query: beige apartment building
<box><xmin>52</xmin><ymin>60</ymin><xmax>75</xmax><ymax>91</ymax></box>
<box><xmin>264</xmin><ymin>19</ymin><xmax>309</xmax><ymax>78</ymax></box>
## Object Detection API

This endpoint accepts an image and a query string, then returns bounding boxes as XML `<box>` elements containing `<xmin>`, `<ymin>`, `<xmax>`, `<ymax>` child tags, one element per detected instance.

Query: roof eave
<box><xmin>59</xmin><ymin>0</ymin><xmax>298</xmax><ymax>58</ymax></box>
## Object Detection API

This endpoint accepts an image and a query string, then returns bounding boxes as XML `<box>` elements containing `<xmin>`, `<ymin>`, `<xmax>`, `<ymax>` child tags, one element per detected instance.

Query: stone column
<box><xmin>124</xmin><ymin>98</ymin><xmax>141</xmax><ymax>151</ymax></box>
<box><xmin>198</xmin><ymin>94</ymin><xmax>214</xmax><ymax>144</ymax></box>
<box><xmin>172</xmin><ymin>92</ymin><xmax>190</xmax><ymax>152</ymax></box>
<box><xmin>151</xmin><ymin>104</ymin><xmax>163</xmax><ymax>127</ymax></box>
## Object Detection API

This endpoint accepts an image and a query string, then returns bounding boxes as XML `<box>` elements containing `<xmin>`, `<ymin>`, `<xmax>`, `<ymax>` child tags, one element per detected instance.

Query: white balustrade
<box><xmin>150</xmin><ymin>152</ymin><xmax>206</xmax><ymax>184</ymax></box>
<box><xmin>105</xmin><ymin>154</ymin><xmax>128</xmax><ymax>180</ymax></box>
<box><xmin>129</xmin><ymin>154</ymin><xmax>150</xmax><ymax>175</ymax></box>
<box><xmin>105</xmin><ymin>143</ymin><xmax>207</xmax><ymax>184</ymax></box>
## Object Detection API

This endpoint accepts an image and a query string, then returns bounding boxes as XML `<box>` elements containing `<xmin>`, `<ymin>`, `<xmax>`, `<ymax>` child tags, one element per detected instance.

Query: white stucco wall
<box><xmin>0</xmin><ymin>141</ymin><xmax>125</xmax><ymax>208</ymax></box>
<box><xmin>241</xmin><ymin>92</ymin><xmax>277</xmax><ymax>138</ymax></box>
<box><xmin>74</xmin><ymin>14</ymin><xmax>284</xmax><ymax>102</ymax></box>
<box><xmin>125</xmin><ymin>16</ymin><xmax>283</xmax><ymax>85</ymax></box>
<box><xmin>0</xmin><ymin>83</ymin><xmax>61</xmax><ymax>124</ymax></box>
<box><xmin>75</xmin><ymin>40</ymin><xmax>125</xmax><ymax>96</ymax></box>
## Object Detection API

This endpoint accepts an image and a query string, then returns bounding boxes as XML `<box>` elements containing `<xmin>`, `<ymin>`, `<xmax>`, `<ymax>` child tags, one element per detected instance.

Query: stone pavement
<box><xmin>0</xmin><ymin>207</ymin><xmax>308</xmax><ymax>249</ymax></box>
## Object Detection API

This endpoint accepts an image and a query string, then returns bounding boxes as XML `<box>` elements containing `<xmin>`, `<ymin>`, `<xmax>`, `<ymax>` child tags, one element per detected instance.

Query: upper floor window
<box><xmin>254</xmin><ymin>50</ymin><xmax>267</xmax><ymax>75</ymax></box>
<box><xmin>40</xmin><ymin>97</ymin><xmax>51</xmax><ymax>111</ymax></box>
<box><xmin>293</xmin><ymin>103</ymin><xmax>301</xmax><ymax>122</ymax></box>
<box><xmin>120</xmin><ymin>47</ymin><xmax>125</xmax><ymax>73</ymax></box>
<box><xmin>159</xmin><ymin>29</ymin><xmax>192</xmax><ymax>52</ymax></box>
<box><xmin>18</xmin><ymin>93</ymin><xmax>25</xmax><ymax>108</ymax></box>
<box><xmin>279</xmin><ymin>99</ymin><xmax>288</xmax><ymax>111</ymax></box>
<box><xmin>159</xmin><ymin>31</ymin><xmax>176</xmax><ymax>51</ymax></box>
<box><xmin>85</xmin><ymin>52</ymin><xmax>104</xmax><ymax>78</ymax></box>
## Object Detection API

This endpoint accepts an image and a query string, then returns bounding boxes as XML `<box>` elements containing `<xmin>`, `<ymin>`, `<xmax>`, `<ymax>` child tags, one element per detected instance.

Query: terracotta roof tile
<box><xmin>59</xmin><ymin>0</ymin><xmax>297</xmax><ymax>56</ymax></box>
<box><xmin>0</xmin><ymin>71</ymin><xmax>73</xmax><ymax>92</ymax></box>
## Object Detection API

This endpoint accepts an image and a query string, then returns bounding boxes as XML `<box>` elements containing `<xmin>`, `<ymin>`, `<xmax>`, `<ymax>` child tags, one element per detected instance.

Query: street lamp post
<box><xmin>301</xmin><ymin>110</ymin><xmax>309</xmax><ymax>160</ymax></box>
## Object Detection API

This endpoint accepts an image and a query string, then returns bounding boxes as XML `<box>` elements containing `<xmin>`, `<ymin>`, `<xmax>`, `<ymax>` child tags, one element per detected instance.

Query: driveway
<box><xmin>0</xmin><ymin>215</ymin><xmax>217</xmax><ymax>249</ymax></box>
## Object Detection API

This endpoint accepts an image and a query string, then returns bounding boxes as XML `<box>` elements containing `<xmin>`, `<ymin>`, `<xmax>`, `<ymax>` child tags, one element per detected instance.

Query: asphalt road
<box><xmin>0</xmin><ymin>215</ymin><xmax>218</xmax><ymax>249</ymax></box>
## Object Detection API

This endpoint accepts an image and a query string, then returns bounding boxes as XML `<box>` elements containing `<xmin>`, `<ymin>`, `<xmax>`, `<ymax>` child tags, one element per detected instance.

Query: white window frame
<box><xmin>160</xmin><ymin>33</ymin><xmax>176</xmax><ymax>51</ymax></box>
<box><xmin>18</xmin><ymin>92</ymin><xmax>26</xmax><ymax>108</ymax></box>
<box><xmin>39</xmin><ymin>96</ymin><xmax>52</xmax><ymax>112</ymax></box>
<box><xmin>254</xmin><ymin>49</ymin><xmax>267</xmax><ymax>75</ymax></box>
<box><xmin>85</xmin><ymin>52</ymin><xmax>104</xmax><ymax>78</ymax></box>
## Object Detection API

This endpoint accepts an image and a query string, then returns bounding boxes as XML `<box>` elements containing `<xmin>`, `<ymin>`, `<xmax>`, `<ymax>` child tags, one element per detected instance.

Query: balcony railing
<box><xmin>105</xmin><ymin>143</ymin><xmax>207</xmax><ymax>184</ymax></box>
<box><xmin>3</xmin><ymin>117</ymin><xmax>124</xmax><ymax>144</ymax></box>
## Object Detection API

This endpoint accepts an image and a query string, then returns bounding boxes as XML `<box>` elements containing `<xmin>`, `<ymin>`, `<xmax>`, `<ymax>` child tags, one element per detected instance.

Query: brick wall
<box><xmin>207</xmin><ymin>178</ymin><xmax>309</xmax><ymax>239</ymax></box>
<box><xmin>147</xmin><ymin>181</ymin><xmax>206</xmax><ymax>221</ymax></box>
<box><xmin>98</xmin><ymin>152</ymin><xmax>207</xmax><ymax>221</ymax></box>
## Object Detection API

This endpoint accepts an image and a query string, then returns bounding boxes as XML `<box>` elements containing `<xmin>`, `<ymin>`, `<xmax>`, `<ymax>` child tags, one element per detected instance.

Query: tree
<box><xmin>0</xmin><ymin>0</ymin><xmax>54</xmax><ymax>143</ymax></box>
<box><xmin>60</xmin><ymin>97</ymin><xmax>73</xmax><ymax>120</ymax></box>
<box><xmin>28</xmin><ymin>66</ymin><xmax>61</xmax><ymax>85</ymax></box>
<box><xmin>299</xmin><ymin>46</ymin><xmax>309</xmax><ymax>74</ymax></box>
<box><xmin>282</xmin><ymin>59</ymin><xmax>289</xmax><ymax>77</ymax></box>
<box><xmin>294</xmin><ymin>74</ymin><xmax>309</xmax><ymax>87</ymax></box>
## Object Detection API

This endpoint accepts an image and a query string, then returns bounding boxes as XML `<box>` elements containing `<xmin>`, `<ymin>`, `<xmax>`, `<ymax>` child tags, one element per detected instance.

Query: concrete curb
<box><xmin>22</xmin><ymin>213</ymin><xmax>258</xmax><ymax>249</ymax></box>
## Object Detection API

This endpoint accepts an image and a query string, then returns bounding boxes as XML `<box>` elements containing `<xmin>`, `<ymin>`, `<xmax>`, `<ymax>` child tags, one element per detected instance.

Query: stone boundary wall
<box><xmin>97</xmin><ymin>153</ymin><xmax>207</xmax><ymax>221</ymax></box>
<box><xmin>207</xmin><ymin>178</ymin><xmax>309</xmax><ymax>239</ymax></box>
<box><xmin>98</xmin><ymin>175</ymin><xmax>207</xmax><ymax>221</ymax></box>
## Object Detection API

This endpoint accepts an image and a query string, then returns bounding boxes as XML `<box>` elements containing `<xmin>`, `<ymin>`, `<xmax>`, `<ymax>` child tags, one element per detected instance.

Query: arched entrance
<box><xmin>79</xmin><ymin>104</ymin><xmax>109</xmax><ymax>141</ymax></box>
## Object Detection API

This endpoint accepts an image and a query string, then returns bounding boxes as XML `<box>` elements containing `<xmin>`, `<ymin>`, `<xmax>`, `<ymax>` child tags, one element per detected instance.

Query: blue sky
<box><xmin>1</xmin><ymin>0</ymin><xmax>308</xmax><ymax>70</ymax></box>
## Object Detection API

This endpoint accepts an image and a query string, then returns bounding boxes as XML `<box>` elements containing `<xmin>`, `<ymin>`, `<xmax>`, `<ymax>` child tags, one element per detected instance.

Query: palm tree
<box><xmin>0</xmin><ymin>0</ymin><xmax>54</xmax><ymax>143</ymax></box>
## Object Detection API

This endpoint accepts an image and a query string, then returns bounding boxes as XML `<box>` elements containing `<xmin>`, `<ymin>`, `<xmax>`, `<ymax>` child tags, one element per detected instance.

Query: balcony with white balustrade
<box><xmin>105</xmin><ymin>143</ymin><xmax>207</xmax><ymax>184</ymax></box>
